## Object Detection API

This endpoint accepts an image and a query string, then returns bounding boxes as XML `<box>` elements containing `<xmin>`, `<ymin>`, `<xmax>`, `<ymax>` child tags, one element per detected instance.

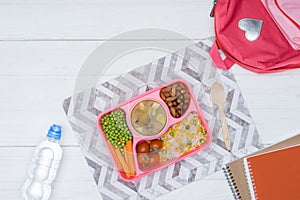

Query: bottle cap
<box><xmin>47</xmin><ymin>124</ymin><xmax>62</xmax><ymax>140</ymax></box>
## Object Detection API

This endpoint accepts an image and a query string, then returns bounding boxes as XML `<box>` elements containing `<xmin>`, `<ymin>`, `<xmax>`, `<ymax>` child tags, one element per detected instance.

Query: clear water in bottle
<box><xmin>22</xmin><ymin>124</ymin><xmax>63</xmax><ymax>200</ymax></box>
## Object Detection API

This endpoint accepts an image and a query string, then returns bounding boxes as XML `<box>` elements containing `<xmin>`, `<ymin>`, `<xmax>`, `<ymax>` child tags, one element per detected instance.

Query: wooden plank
<box><xmin>1</xmin><ymin>42</ymin><xmax>299</xmax><ymax>77</ymax></box>
<box><xmin>0</xmin><ymin>0</ymin><xmax>214</xmax><ymax>40</ymax></box>
<box><xmin>0</xmin><ymin>41</ymin><xmax>98</xmax><ymax>76</ymax></box>
<box><xmin>231</xmin><ymin>68</ymin><xmax>300</xmax><ymax>143</ymax></box>
<box><xmin>0</xmin><ymin>41</ymin><xmax>204</xmax><ymax>76</ymax></box>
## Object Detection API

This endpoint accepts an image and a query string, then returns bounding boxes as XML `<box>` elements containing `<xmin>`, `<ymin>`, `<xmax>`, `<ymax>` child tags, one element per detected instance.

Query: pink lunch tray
<box><xmin>97</xmin><ymin>79</ymin><xmax>212</xmax><ymax>182</ymax></box>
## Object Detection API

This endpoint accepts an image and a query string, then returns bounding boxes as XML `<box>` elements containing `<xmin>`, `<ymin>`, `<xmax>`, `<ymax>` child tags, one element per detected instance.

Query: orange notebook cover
<box><xmin>243</xmin><ymin>145</ymin><xmax>300</xmax><ymax>200</ymax></box>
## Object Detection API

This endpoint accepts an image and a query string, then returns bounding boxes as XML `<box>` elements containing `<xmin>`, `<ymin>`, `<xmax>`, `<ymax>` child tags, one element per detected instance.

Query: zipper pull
<box><xmin>210</xmin><ymin>0</ymin><xmax>218</xmax><ymax>17</ymax></box>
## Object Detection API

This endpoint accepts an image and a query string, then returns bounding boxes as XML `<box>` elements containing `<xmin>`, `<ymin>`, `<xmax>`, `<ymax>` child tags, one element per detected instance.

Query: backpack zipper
<box><xmin>210</xmin><ymin>0</ymin><xmax>218</xmax><ymax>17</ymax></box>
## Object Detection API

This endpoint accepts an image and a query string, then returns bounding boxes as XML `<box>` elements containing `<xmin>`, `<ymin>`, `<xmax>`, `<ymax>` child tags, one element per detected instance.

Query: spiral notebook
<box><xmin>223</xmin><ymin>134</ymin><xmax>300</xmax><ymax>200</ymax></box>
<box><xmin>244</xmin><ymin>144</ymin><xmax>300</xmax><ymax>200</ymax></box>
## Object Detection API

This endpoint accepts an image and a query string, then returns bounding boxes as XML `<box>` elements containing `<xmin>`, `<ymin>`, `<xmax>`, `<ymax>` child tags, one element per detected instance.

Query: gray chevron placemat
<box><xmin>63</xmin><ymin>38</ymin><xmax>263</xmax><ymax>200</ymax></box>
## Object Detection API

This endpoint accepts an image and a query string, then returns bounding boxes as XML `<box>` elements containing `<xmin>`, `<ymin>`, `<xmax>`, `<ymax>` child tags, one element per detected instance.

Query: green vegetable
<box><xmin>151</xmin><ymin>147</ymin><xmax>158</xmax><ymax>152</ymax></box>
<box><xmin>101</xmin><ymin>109</ymin><xmax>133</xmax><ymax>149</ymax></box>
<box><xmin>193</xmin><ymin>119</ymin><xmax>197</xmax><ymax>125</ymax></box>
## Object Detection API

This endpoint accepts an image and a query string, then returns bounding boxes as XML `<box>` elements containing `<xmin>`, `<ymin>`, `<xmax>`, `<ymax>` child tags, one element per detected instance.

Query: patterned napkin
<box><xmin>63</xmin><ymin>38</ymin><xmax>263</xmax><ymax>200</ymax></box>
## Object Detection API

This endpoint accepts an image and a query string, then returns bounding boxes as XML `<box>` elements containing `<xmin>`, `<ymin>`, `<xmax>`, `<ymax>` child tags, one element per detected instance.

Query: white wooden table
<box><xmin>1</xmin><ymin>1</ymin><xmax>299</xmax><ymax>199</ymax></box>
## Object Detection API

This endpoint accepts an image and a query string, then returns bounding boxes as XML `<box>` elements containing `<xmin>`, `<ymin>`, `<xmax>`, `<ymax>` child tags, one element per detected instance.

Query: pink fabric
<box><xmin>212</xmin><ymin>0</ymin><xmax>300</xmax><ymax>73</ymax></box>
<box><xmin>209</xmin><ymin>42</ymin><xmax>235</xmax><ymax>70</ymax></box>
<box><xmin>261</xmin><ymin>0</ymin><xmax>300</xmax><ymax>50</ymax></box>
<box><xmin>277</xmin><ymin>0</ymin><xmax>300</xmax><ymax>25</ymax></box>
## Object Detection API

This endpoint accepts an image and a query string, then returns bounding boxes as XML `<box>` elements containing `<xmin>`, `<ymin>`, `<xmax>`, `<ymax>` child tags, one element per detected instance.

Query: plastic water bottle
<box><xmin>22</xmin><ymin>124</ymin><xmax>63</xmax><ymax>200</ymax></box>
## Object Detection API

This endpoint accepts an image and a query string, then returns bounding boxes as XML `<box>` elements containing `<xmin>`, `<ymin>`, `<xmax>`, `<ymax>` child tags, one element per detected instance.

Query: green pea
<box><xmin>101</xmin><ymin>109</ymin><xmax>134</xmax><ymax>147</ymax></box>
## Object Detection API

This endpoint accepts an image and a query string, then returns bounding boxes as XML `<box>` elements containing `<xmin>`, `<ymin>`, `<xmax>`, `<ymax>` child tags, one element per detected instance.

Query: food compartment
<box><xmin>135</xmin><ymin>139</ymin><xmax>163</xmax><ymax>171</ymax></box>
<box><xmin>130</xmin><ymin>100</ymin><xmax>167</xmax><ymax>137</ymax></box>
<box><xmin>159</xmin><ymin>112</ymin><xmax>209</xmax><ymax>162</ymax></box>
<box><xmin>160</xmin><ymin>82</ymin><xmax>190</xmax><ymax>118</ymax></box>
<box><xmin>99</xmin><ymin>109</ymin><xmax>137</xmax><ymax>180</ymax></box>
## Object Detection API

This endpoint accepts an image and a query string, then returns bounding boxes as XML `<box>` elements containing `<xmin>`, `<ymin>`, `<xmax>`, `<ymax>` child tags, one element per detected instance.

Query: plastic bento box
<box><xmin>97</xmin><ymin>79</ymin><xmax>211</xmax><ymax>181</ymax></box>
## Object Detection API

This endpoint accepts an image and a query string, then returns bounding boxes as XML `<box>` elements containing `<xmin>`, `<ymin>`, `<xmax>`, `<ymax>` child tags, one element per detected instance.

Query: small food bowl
<box><xmin>97</xmin><ymin>79</ymin><xmax>211</xmax><ymax>182</ymax></box>
<box><xmin>130</xmin><ymin>100</ymin><xmax>167</xmax><ymax>137</ymax></box>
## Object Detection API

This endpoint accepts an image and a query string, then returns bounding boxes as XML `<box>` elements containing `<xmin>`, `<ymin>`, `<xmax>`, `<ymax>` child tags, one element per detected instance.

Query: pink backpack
<box><xmin>210</xmin><ymin>0</ymin><xmax>300</xmax><ymax>73</ymax></box>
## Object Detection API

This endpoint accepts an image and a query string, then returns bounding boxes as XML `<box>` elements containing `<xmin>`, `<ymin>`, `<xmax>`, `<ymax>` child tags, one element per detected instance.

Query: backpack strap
<box><xmin>209</xmin><ymin>42</ymin><xmax>235</xmax><ymax>70</ymax></box>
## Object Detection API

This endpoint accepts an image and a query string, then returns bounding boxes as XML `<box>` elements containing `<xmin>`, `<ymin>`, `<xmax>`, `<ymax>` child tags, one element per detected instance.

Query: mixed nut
<box><xmin>160</xmin><ymin>82</ymin><xmax>190</xmax><ymax>118</ymax></box>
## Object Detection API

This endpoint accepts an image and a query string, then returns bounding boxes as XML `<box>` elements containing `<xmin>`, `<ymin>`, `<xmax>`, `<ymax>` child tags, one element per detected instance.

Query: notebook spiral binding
<box><xmin>243</xmin><ymin>161</ymin><xmax>258</xmax><ymax>200</ymax></box>
<box><xmin>222</xmin><ymin>166</ymin><xmax>242</xmax><ymax>200</ymax></box>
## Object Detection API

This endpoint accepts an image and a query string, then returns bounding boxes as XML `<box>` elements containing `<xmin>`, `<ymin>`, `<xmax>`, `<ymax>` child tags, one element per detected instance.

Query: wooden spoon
<box><xmin>210</xmin><ymin>82</ymin><xmax>231</xmax><ymax>151</ymax></box>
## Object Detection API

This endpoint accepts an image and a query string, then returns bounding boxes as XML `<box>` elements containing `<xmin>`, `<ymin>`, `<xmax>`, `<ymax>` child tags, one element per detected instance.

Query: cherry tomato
<box><xmin>136</xmin><ymin>141</ymin><xmax>150</xmax><ymax>153</ymax></box>
<box><xmin>149</xmin><ymin>139</ymin><xmax>163</xmax><ymax>151</ymax></box>
<box><xmin>137</xmin><ymin>153</ymin><xmax>149</xmax><ymax>165</ymax></box>
<box><xmin>148</xmin><ymin>153</ymin><xmax>160</xmax><ymax>168</ymax></box>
